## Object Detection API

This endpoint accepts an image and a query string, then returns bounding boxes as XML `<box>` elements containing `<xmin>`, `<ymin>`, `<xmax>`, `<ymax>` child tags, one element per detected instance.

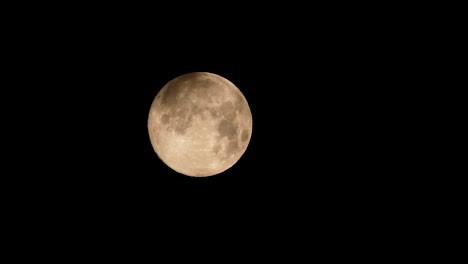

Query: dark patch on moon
<box><xmin>161</xmin><ymin>81</ymin><xmax>186</xmax><ymax>106</ymax></box>
<box><xmin>209</xmin><ymin>84</ymin><xmax>226</xmax><ymax>99</ymax></box>
<box><xmin>235</xmin><ymin>93</ymin><xmax>247</xmax><ymax>114</ymax></box>
<box><xmin>173</xmin><ymin>117</ymin><xmax>192</xmax><ymax>134</ymax></box>
<box><xmin>218</xmin><ymin>119</ymin><xmax>237</xmax><ymax>139</ymax></box>
<box><xmin>235</xmin><ymin>92</ymin><xmax>244</xmax><ymax>103</ymax></box>
<box><xmin>213</xmin><ymin>144</ymin><xmax>221</xmax><ymax>155</ymax></box>
<box><xmin>174</xmin><ymin>106</ymin><xmax>193</xmax><ymax>134</ymax></box>
<box><xmin>208</xmin><ymin>108</ymin><xmax>220</xmax><ymax>118</ymax></box>
<box><xmin>157</xmin><ymin>105</ymin><xmax>193</xmax><ymax>135</ymax></box>
<box><xmin>191</xmin><ymin>79</ymin><xmax>226</xmax><ymax>103</ymax></box>
<box><xmin>161</xmin><ymin>114</ymin><xmax>170</xmax><ymax>124</ymax></box>
<box><xmin>174</xmin><ymin>106</ymin><xmax>188</xmax><ymax>119</ymax></box>
<box><xmin>160</xmin><ymin>73</ymin><xmax>211</xmax><ymax>106</ymax></box>
<box><xmin>191</xmin><ymin>104</ymin><xmax>202</xmax><ymax>116</ymax></box>
<box><xmin>226</xmin><ymin>139</ymin><xmax>239</xmax><ymax>155</ymax></box>
<box><xmin>164</xmin><ymin>74</ymin><xmax>228</xmax><ymax>106</ymax></box>
<box><xmin>219</xmin><ymin>101</ymin><xmax>236</xmax><ymax>121</ymax></box>
<box><xmin>193</xmin><ymin>78</ymin><xmax>218</xmax><ymax>91</ymax></box>
<box><xmin>241</xmin><ymin>129</ymin><xmax>249</xmax><ymax>142</ymax></box>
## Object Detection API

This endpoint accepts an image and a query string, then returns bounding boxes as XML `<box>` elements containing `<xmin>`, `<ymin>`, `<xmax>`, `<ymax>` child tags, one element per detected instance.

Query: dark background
<box><xmin>10</xmin><ymin>5</ymin><xmax>422</xmax><ymax>252</ymax></box>
<box><xmin>28</xmin><ymin>22</ymin><xmax>398</xmax><ymax>199</ymax></box>
<box><xmin>46</xmin><ymin>27</ymin><xmax>398</xmax><ymax>220</ymax></box>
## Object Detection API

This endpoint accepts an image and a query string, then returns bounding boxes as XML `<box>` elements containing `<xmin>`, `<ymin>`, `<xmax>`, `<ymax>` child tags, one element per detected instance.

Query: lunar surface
<box><xmin>148</xmin><ymin>72</ymin><xmax>253</xmax><ymax>177</ymax></box>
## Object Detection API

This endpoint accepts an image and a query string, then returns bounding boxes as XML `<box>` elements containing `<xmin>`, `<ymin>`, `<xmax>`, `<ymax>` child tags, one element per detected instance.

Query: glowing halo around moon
<box><xmin>147</xmin><ymin>72</ymin><xmax>253</xmax><ymax>177</ymax></box>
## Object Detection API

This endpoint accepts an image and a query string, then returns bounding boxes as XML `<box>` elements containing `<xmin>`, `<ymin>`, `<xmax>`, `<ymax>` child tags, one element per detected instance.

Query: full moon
<box><xmin>148</xmin><ymin>72</ymin><xmax>253</xmax><ymax>177</ymax></box>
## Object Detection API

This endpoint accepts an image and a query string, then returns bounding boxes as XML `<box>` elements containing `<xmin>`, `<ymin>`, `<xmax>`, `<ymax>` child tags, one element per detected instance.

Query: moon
<box><xmin>148</xmin><ymin>72</ymin><xmax>253</xmax><ymax>177</ymax></box>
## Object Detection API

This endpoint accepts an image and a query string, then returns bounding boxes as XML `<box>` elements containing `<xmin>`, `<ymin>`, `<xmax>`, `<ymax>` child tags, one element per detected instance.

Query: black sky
<box><xmin>13</xmin><ymin>7</ymin><xmax>414</xmax><ymax>247</ymax></box>
<box><xmin>53</xmin><ymin>30</ymin><xmax>397</xmax><ymax>213</ymax></box>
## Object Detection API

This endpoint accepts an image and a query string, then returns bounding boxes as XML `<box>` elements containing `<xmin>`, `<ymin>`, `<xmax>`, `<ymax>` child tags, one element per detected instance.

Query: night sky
<box><xmin>16</xmin><ymin>8</ymin><xmax>410</xmax><ymax>249</ymax></box>
<box><xmin>31</xmin><ymin>25</ymin><xmax>397</xmax><ymax>215</ymax></box>
<box><xmin>113</xmin><ymin>39</ymin><xmax>393</xmax><ymax>213</ymax></box>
